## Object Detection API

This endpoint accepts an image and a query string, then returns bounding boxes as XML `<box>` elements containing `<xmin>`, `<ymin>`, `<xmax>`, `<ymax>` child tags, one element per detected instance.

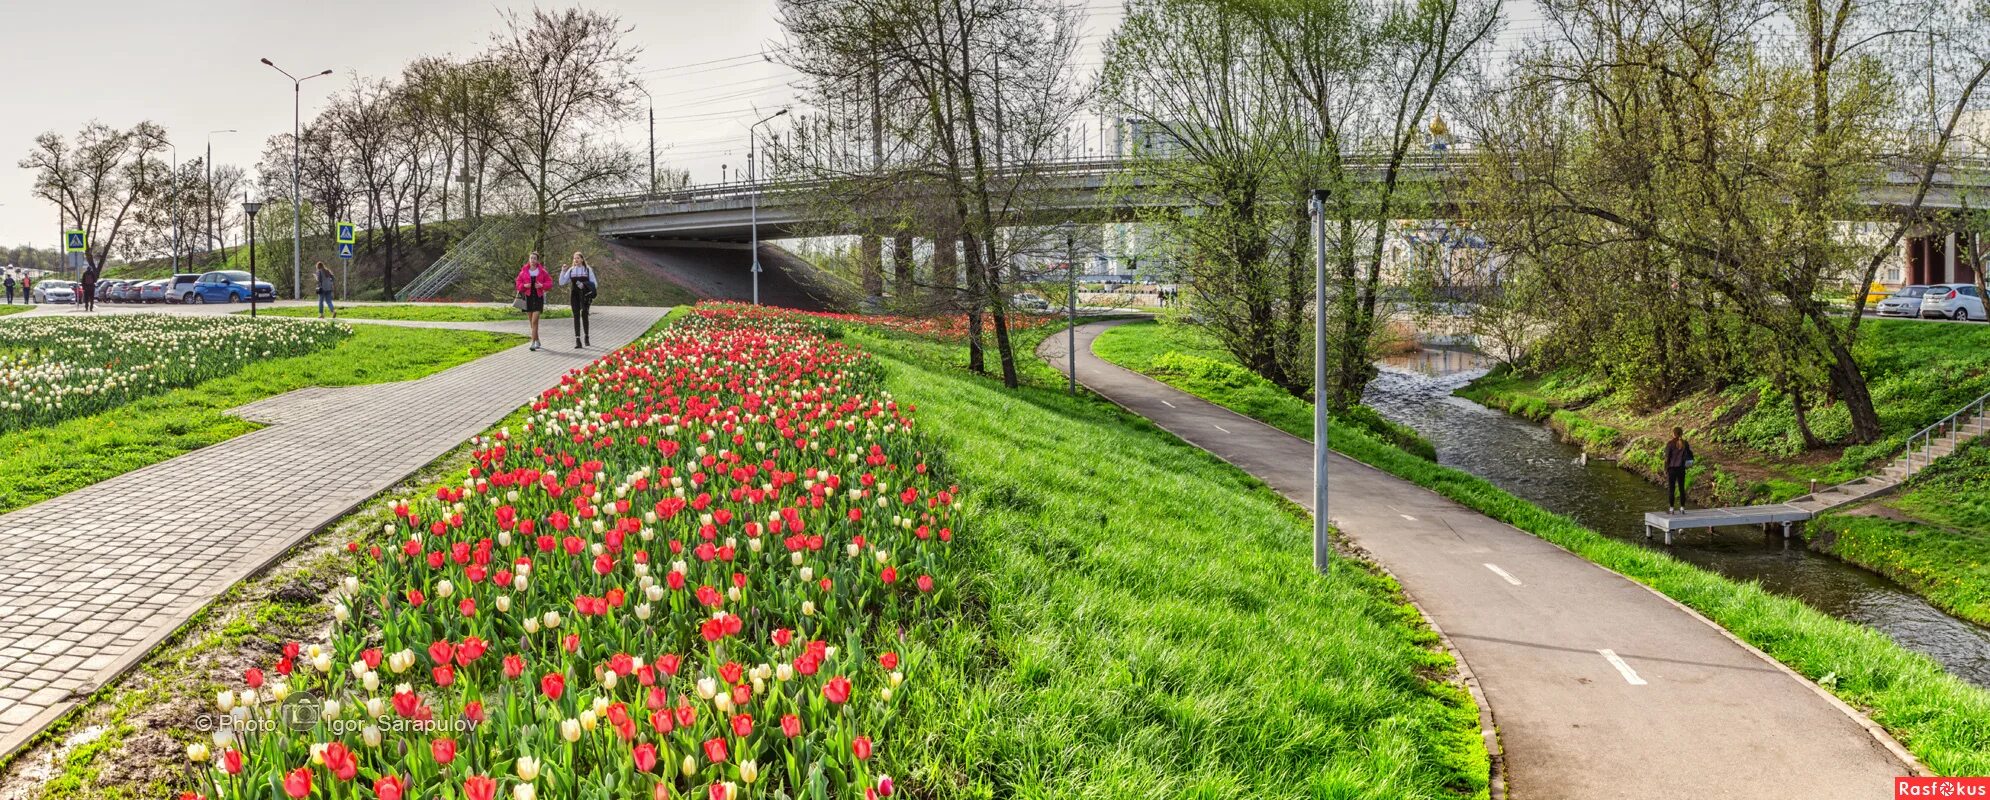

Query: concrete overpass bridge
<box><xmin>570</xmin><ymin>152</ymin><xmax>1990</xmax><ymax>286</ymax></box>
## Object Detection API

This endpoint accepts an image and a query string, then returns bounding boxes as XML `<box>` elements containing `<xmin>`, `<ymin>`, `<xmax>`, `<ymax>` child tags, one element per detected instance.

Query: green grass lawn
<box><xmin>0</xmin><ymin>325</ymin><xmax>521</xmax><ymax>513</ymax></box>
<box><xmin>1815</xmin><ymin>439</ymin><xmax>1990</xmax><ymax>626</ymax></box>
<box><xmin>852</xmin><ymin>327</ymin><xmax>1489</xmax><ymax>799</ymax></box>
<box><xmin>0</xmin><ymin>305</ymin><xmax>30</xmax><ymax>317</ymax></box>
<box><xmin>1093</xmin><ymin>320</ymin><xmax>1437</xmax><ymax>460</ymax></box>
<box><xmin>247</xmin><ymin>304</ymin><xmax>571</xmax><ymax>322</ymax></box>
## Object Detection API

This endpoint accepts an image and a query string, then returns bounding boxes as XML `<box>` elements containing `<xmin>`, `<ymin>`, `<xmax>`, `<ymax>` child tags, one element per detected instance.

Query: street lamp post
<box><xmin>244</xmin><ymin>196</ymin><xmax>264</xmax><ymax>318</ymax></box>
<box><xmin>206</xmin><ymin>130</ymin><xmax>234</xmax><ymax>264</ymax></box>
<box><xmin>632</xmin><ymin>83</ymin><xmax>657</xmax><ymax>196</ymax></box>
<box><xmin>748</xmin><ymin>109</ymin><xmax>789</xmax><ymax>306</ymax></box>
<box><xmin>262</xmin><ymin>58</ymin><xmax>334</xmax><ymax>300</ymax></box>
<box><xmin>1310</xmin><ymin>188</ymin><xmax>1332</xmax><ymax>571</ymax></box>
<box><xmin>144</xmin><ymin>134</ymin><xmax>180</xmax><ymax>272</ymax></box>
<box><xmin>1062</xmin><ymin>222</ymin><xmax>1078</xmax><ymax>395</ymax></box>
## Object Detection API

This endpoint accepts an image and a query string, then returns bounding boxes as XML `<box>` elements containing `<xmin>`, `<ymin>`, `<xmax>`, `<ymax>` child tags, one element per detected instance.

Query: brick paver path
<box><xmin>0</xmin><ymin>306</ymin><xmax>667</xmax><ymax>757</ymax></box>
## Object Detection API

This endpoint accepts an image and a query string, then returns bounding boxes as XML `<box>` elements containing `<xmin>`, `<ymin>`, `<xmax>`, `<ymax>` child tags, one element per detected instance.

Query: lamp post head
<box><xmin>243</xmin><ymin>200</ymin><xmax>263</xmax><ymax>217</ymax></box>
<box><xmin>319</xmin><ymin>69</ymin><xmax>334</xmax><ymax>76</ymax></box>
<box><xmin>774</xmin><ymin>109</ymin><xmax>789</xmax><ymax>117</ymax></box>
<box><xmin>260</xmin><ymin>58</ymin><xmax>274</xmax><ymax>66</ymax></box>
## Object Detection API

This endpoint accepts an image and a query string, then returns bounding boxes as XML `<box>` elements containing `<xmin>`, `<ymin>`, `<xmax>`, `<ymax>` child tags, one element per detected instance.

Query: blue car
<box><xmin>189</xmin><ymin>270</ymin><xmax>276</xmax><ymax>304</ymax></box>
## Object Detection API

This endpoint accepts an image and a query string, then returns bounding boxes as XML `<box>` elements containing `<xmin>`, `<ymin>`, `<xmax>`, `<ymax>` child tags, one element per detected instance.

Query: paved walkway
<box><xmin>1044</xmin><ymin>320</ymin><xmax>1914</xmax><ymax>799</ymax></box>
<box><xmin>0</xmin><ymin>305</ymin><xmax>668</xmax><ymax>757</ymax></box>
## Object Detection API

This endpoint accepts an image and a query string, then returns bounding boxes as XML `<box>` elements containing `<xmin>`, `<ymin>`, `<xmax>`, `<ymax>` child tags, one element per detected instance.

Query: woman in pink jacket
<box><xmin>515</xmin><ymin>252</ymin><xmax>554</xmax><ymax>351</ymax></box>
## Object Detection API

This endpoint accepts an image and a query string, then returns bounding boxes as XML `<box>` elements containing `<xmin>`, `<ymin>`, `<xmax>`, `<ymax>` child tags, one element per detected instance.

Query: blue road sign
<box><xmin>336</xmin><ymin>222</ymin><xmax>356</xmax><ymax>244</ymax></box>
<box><xmin>336</xmin><ymin>242</ymin><xmax>356</xmax><ymax>260</ymax></box>
<box><xmin>64</xmin><ymin>230</ymin><xmax>86</xmax><ymax>252</ymax></box>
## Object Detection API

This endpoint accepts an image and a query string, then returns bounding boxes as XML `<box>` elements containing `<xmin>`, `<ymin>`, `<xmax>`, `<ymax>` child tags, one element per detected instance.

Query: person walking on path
<box><xmin>22</xmin><ymin>273</ymin><xmax>32</xmax><ymax>305</ymax></box>
<box><xmin>79</xmin><ymin>267</ymin><xmax>98</xmax><ymax>312</ymax></box>
<box><xmin>1664</xmin><ymin>426</ymin><xmax>1695</xmax><ymax>513</ymax></box>
<box><xmin>314</xmin><ymin>262</ymin><xmax>338</xmax><ymax>319</ymax></box>
<box><xmin>515</xmin><ymin>252</ymin><xmax>553</xmax><ymax>351</ymax></box>
<box><xmin>560</xmin><ymin>251</ymin><xmax>598</xmax><ymax>349</ymax></box>
<box><xmin>4</xmin><ymin>272</ymin><xmax>15</xmax><ymax>304</ymax></box>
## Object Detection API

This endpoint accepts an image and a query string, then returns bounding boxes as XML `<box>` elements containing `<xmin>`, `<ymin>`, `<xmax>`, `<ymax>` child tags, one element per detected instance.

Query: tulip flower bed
<box><xmin>187</xmin><ymin>304</ymin><xmax>953</xmax><ymax>800</ymax></box>
<box><xmin>0</xmin><ymin>314</ymin><xmax>348</xmax><ymax>433</ymax></box>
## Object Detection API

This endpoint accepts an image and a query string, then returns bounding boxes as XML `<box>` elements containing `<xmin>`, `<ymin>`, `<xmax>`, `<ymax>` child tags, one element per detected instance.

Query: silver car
<box><xmin>1921</xmin><ymin>283</ymin><xmax>1985</xmax><ymax>321</ymax></box>
<box><xmin>1876</xmin><ymin>285</ymin><xmax>1930</xmax><ymax>317</ymax></box>
<box><xmin>31</xmin><ymin>280</ymin><xmax>76</xmax><ymax>304</ymax></box>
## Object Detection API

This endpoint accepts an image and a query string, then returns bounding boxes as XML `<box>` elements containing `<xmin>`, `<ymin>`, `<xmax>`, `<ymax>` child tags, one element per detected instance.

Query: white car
<box><xmin>1875</xmin><ymin>285</ymin><xmax>1931</xmax><ymax>317</ymax></box>
<box><xmin>1921</xmin><ymin>283</ymin><xmax>1985</xmax><ymax>321</ymax></box>
<box><xmin>31</xmin><ymin>280</ymin><xmax>76</xmax><ymax>304</ymax></box>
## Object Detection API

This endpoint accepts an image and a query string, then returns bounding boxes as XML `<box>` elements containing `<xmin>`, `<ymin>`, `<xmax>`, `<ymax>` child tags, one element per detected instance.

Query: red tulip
<box><xmin>432</xmin><ymin>738</ymin><xmax>457</xmax><ymax>765</ymax></box>
<box><xmin>853</xmin><ymin>736</ymin><xmax>873</xmax><ymax>761</ymax></box>
<box><xmin>374</xmin><ymin>775</ymin><xmax>407</xmax><ymax>800</ymax></box>
<box><xmin>541</xmin><ymin>672</ymin><xmax>566</xmax><ymax>701</ymax></box>
<box><xmin>702</xmin><ymin>736</ymin><xmax>728</xmax><ymax>764</ymax></box>
<box><xmin>429</xmin><ymin>640</ymin><xmax>456</xmax><ymax>666</ymax></box>
<box><xmin>879</xmin><ymin>652</ymin><xmax>899</xmax><ymax>670</ymax></box>
<box><xmin>780</xmin><ymin>714</ymin><xmax>802</xmax><ymax>738</ymax></box>
<box><xmin>730</xmin><ymin>713</ymin><xmax>753</xmax><ymax>738</ymax></box>
<box><xmin>823</xmin><ymin>675</ymin><xmax>852</xmax><ymax>704</ymax></box>
<box><xmin>634</xmin><ymin>742</ymin><xmax>658</xmax><ymax>772</ymax></box>
<box><xmin>465</xmin><ymin>775</ymin><xmax>497</xmax><ymax>800</ymax></box>
<box><xmin>282</xmin><ymin>767</ymin><xmax>311</xmax><ymax>798</ymax></box>
<box><xmin>221</xmin><ymin>749</ymin><xmax>243</xmax><ymax>775</ymax></box>
<box><xmin>324</xmin><ymin>742</ymin><xmax>358</xmax><ymax>781</ymax></box>
<box><xmin>503</xmin><ymin>654</ymin><xmax>526</xmax><ymax>679</ymax></box>
<box><xmin>243</xmin><ymin>668</ymin><xmax>264</xmax><ymax>689</ymax></box>
<box><xmin>433</xmin><ymin>664</ymin><xmax>456</xmax><ymax>687</ymax></box>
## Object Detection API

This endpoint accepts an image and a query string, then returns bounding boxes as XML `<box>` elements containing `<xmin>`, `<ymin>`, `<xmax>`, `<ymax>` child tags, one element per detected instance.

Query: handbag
<box><xmin>512</xmin><ymin>294</ymin><xmax>530</xmax><ymax>312</ymax></box>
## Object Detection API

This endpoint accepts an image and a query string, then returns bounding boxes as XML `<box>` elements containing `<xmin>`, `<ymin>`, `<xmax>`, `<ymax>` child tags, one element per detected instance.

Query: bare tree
<box><xmin>484</xmin><ymin>8</ymin><xmax>643</xmax><ymax>250</ymax></box>
<box><xmin>20</xmin><ymin>121</ymin><xmax>169</xmax><ymax>275</ymax></box>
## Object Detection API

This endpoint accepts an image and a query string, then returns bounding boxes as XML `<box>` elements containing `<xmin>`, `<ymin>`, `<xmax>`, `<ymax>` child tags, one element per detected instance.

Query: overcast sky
<box><xmin>0</xmin><ymin>1</ymin><xmax>1128</xmax><ymax>249</ymax></box>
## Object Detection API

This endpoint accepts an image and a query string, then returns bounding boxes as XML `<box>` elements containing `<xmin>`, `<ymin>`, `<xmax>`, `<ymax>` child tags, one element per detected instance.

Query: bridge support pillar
<box><xmin>892</xmin><ymin>232</ymin><xmax>916</xmax><ymax>301</ymax></box>
<box><xmin>860</xmin><ymin>235</ymin><xmax>884</xmax><ymax>299</ymax></box>
<box><xmin>931</xmin><ymin>235</ymin><xmax>959</xmax><ymax>297</ymax></box>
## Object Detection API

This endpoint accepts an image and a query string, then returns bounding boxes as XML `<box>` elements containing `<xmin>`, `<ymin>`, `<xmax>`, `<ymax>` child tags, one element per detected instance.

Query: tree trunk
<box><xmin>860</xmin><ymin>235</ymin><xmax>884</xmax><ymax>298</ymax></box>
<box><xmin>931</xmin><ymin>232</ymin><xmax>958</xmax><ymax>297</ymax></box>
<box><xmin>962</xmin><ymin>231</ymin><xmax>986</xmax><ymax>373</ymax></box>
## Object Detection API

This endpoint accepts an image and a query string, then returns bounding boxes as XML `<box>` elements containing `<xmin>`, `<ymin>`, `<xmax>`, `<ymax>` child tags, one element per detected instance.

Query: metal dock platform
<box><xmin>1642</xmin><ymin>504</ymin><xmax>1815</xmax><ymax>545</ymax></box>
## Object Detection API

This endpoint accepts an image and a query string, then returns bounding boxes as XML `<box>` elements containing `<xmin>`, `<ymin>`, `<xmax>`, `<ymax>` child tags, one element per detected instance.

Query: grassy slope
<box><xmin>1092</xmin><ymin>321</ymin><xmax>1438</xmax><ymax>460</ymax></box>
<box><xmin>1461</xmin><ymin>319</ymin><xmax>1990</xmax><ymax>502</ymax></box>
<box><xmin>0</xmin><ymin>305</ymin><xmax>30</xmax><ymax>317</ymax></box>
<box><xmin>246</xmin><ymin>304</ymin><xmax>571</xmax><ymax>322</ymax></box>
<box><xmin>1052</xmin><ymin>318</ymin><xmax>1990</xmax><ymax>774</ymax></box>
<box><xmin>1814</xmin><ymin>439</ymin><xmax>1990</xmax><ymax>626</ymax></box>
<box><xmin>854</xmin><ymin>327</ymin><xmax>1489</xmax><ymax>799</ymax></box>
<box><xmin>0</xmin><ymin>325</ymin><xmax>521</xmax><ymax>513</ymax></box>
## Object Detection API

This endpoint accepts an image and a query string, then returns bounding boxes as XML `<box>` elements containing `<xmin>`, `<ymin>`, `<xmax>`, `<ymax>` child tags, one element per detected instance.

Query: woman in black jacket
<box><xmin>559</xmin><ymin>252</ymin><xmax>599</xmax><ymax>349</ymax></box>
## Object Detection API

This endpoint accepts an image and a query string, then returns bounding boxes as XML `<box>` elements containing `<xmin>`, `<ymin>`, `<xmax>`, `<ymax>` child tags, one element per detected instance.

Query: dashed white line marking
<box><xmin>1400</xmin><ymin>514</ymin><xmax>1418</xmax><ymax>521</ymax></box>
<box><xmin>1599</xmin><ymin>649</ymin><xmax>1647</xmax><ymax>685</ymax></box>
<box><xmin>1212</xmin><ymin>423</ymin><xmax>1231</xmax><ymax>434</ymax></box>
<box><xmin>1484</xmin><ymin>563</ymin><xmax>1523</xmax><ymax>586</ymax></box>
<box><xmin>1160</xmin><ymin>400</ymin><xmax>1176</xmax><ymax>408</ymax></box>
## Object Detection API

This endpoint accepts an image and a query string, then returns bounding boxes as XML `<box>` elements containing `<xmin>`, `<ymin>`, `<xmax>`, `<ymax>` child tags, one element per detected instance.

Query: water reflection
<box><xmin>1365</xmin><ymin>348</ymin><xmax>1990</xmax><ymax>686</ymax></box>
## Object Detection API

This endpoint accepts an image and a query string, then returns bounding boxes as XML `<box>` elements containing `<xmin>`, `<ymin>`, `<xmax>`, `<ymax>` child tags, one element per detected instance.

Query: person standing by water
<box><xmin>314</xmin><ymin>262</ymin><xmax>338</xmax><ymax>319</ymax></box>
<box><xmin>559</xmin><ymin>251</ymin><xmax>598</xmax><ymax>349</ymax></box>
<box><xmin>514</xmin><ymin>252</ymin><xmax>553</xmax><ymax>351</ymax></box>
<box><xmin>1664</xmin><ymin>426</ymin><xmax>1695</xmax><ymax>514</ymax></box>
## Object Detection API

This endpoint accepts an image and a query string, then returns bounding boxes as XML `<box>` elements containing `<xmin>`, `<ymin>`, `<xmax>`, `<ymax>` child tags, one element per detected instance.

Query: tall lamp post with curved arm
<box><xmin>749</xmin><ymin>109</ymin><xmax>788</xmax><ymax>306</ymax></box>
<box><xmin>261</xmin><ymin>58</ymin><xmax>334</xmax><ymax>300</ymax></box>
<box><xmin>243</xmin><ymin>197</ymin><xmax>264</xmax><ymax>318</ymax></box>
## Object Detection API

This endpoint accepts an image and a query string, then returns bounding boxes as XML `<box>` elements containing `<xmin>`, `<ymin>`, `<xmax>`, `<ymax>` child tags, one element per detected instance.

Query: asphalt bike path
<box><xmin>1043</xmin><ymin>319</ymin><xmax>1912</xmax><ymax>799</ymax></box>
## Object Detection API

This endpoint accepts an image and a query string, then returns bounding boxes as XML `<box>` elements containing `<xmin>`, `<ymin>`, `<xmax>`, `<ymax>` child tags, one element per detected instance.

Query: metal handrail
<box><xmin>1902</xmin><ymin>390</ymin><xmax>1990</xmax><ymax>474</ymax></box>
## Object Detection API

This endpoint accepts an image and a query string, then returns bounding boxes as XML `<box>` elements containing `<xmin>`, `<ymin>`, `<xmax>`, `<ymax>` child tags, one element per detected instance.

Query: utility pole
<box><xmin>749</xmin><ymin>109</ymin><xmax>789</xmax><ymax>306</ymax></box>
<box><xmin>1065</xmin><ymin>223</ymin><xmax>1078</xmax><ymax>395</ymax></box>
<box><xmin>206</xmin><ymin>130</ymin><xmax>234</xmax><ymax>264</ymax></box>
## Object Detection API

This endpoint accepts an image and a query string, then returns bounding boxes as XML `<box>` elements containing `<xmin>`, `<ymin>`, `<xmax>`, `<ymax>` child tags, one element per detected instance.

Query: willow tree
<box><xmin>1102</xmin><ymin>0</ymin><xmax>1500</xmax><ymax>406</ymax></box>
<box><xmin>1477</xmin><ymin>0</ymin><xmax>1990</xmax><ymax>445</ymax></box>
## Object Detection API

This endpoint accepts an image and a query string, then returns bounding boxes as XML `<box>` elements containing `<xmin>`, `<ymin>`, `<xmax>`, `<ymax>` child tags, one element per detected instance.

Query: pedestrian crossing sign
<box><xmin>336</xmin><ymin>242</ymin><xmax>355</xmax><ymax>260</ymax></box>
<box><xmin>63</xmin><ymin>230</ymin><xmax>85</xmax><ymax>252</ymax></box>
<box><xmin>336</xmin><ymin>222</ymin><xmax>356</xmax><ymax>244</ymax></box>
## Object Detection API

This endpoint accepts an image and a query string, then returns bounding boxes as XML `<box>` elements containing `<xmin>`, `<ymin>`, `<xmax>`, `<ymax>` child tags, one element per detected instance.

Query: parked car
<box><xmin>31</xmin><ymin>280</ymin><xmax>76</xmax><ymax>304</ymax></box>
<box><xmin>110</xmin><ymin>280</ymin><xmax>144</xmax><ymax>303</ymax></box>
<box><xmin>189</xmin><ymin>270</ymin><xmax>275</xmax><ymax>304</ymax></box>
<box><xmin>1876</xmin><ymin>285</ymin><xmax>1932</xmax><ymax>317</ymax></box>
<box><xmin>164</xmin><ymin>273</ymin><xmax>202</xmax><ymax>303</ymax></box>
<box><xmin>1849</xmin><ymin>282</ymin><xmax>1890</xmax><ymax>306</ymax></box>
<box><xmin>137</xmin><ymin>278</ymin><xmax>173</xmax><ymax>303</ymax></box>
<box><xmin>94</xmin><ymin>280</ymin><xmax>122</xmax><ymax>302</ymax></box>
<box><xmin>1921</xmin><ymin>283</ymin><xmax>1985</xmax><ymax>321</ymax></box>
<box><xmin>1011</xmin><ymin>293</ymin><xmax>1052</xmax><ymax>312</ymax></box>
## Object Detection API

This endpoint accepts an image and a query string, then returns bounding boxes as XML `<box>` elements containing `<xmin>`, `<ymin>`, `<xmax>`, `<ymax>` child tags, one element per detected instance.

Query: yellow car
<box><xmin>1850</xmin><ymin>282</ymin><xmax>1890</xmax><ymax>306</ymax></box>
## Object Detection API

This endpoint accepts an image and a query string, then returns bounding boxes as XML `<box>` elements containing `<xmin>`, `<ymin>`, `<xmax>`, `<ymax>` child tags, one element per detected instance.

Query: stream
<box><xmin>1365</xmin><ymin>347</ymin><xmax>1990</xmax><ymax>687</ymax></box>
